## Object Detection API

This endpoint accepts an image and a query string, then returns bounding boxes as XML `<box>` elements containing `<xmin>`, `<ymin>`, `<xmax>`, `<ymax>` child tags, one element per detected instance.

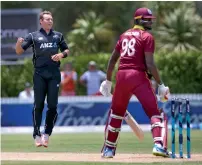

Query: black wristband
<box><xmin>62</xmin><ymin>51</ymin><xmax>68</xmax><ymax>58</ymax></box>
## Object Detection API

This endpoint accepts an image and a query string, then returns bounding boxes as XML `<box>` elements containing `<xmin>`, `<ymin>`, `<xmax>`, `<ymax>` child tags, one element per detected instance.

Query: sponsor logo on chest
<box><xmin>40</xmin><ymin>42</ymin><xmax>57</xmax><ymax>49</ymax></box>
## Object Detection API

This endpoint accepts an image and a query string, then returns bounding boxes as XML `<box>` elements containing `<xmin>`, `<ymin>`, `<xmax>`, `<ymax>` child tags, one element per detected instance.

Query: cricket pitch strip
<box><xmin>2</xmin><ymin>152</ymin><xmax>202</xmax><ymax>163</ymax></box>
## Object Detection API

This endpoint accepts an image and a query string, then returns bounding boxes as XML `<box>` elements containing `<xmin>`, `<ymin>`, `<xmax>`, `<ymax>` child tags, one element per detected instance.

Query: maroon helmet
<box><xmin>134</xmin><ymin>8</ymin><xmax>156</xmax><ymax>30</ymax></box>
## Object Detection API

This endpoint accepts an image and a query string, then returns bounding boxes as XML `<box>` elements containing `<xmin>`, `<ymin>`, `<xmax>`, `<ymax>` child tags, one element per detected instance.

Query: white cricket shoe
<box><xmin>102</xmin><ymin>146</ymin><xmax>115</xmax><ymax>158</ymax></box>
<box><xmin>152</xmin><ymin>144</ymin><xmax>171</xmax><ymax>158</ymax></box>
<box><xmin>35</xmin><ymin>135</ymin><xmax>42</xmax><ymax>147</ymax></box>
<box><xmin>42</xmin><ymin>134</ymin><xmax>49</xmax><ymax>148</ymax></box>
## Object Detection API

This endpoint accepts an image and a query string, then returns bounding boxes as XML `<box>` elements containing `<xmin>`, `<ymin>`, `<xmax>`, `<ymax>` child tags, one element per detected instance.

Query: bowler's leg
<box><xmin>33</xmin><ymin>72</ymin><xmax>47</xmax><ymax>146</ymax></box>
<box><xmin>41</xmin><ymin>76</ymin><xmax>60</xmax><ymax>147</ymax></box>
<box><xmin>45</xmin><ymin>77</ymin><xmax>60</xmax><ymax>136</ymax></box>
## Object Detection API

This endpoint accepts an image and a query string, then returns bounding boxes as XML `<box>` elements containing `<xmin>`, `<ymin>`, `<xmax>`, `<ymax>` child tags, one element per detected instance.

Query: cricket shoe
<box><xmin>152</xmin><ymin>144</ymin><xmax>171</xmax><ymax>158</ymax></box>
<box><xmin>35</xmin><ymin>135</ymin><xmax>42</xmax><ymax>147</ymax></box>
<box><xmin>41</xmin><ymin>134</ymin><xmax>49</xmax><ymax>148</ymax></box>
<box><xmin>102</xmin><ymin>146</ymin><xmax>115</xmax><ymax>158</ymax></box>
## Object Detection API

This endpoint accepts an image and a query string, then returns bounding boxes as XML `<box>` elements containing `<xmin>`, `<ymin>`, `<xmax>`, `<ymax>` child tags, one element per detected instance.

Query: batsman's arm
<box><xmin>143</xmin><ymin>34</ymin><xmax>162</xmax><ymax>85</ymax></box>
<box><xmin>106</xmin><ymin>49</ymin><xmax>120</xmax><ymax>81</ymax></box>
<box><xmin>145</xmin><ymin>53</ymin><xmax>162</xmax><ymax>85</ymax></box>
<box><xmin>145</xmin><ymin>53</ymin><xmax>170</xmax><ymax>102</ymax></box>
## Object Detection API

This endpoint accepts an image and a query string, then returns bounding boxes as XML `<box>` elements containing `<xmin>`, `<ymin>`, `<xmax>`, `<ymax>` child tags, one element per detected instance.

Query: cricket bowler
<box><xmin>15</xmin><ymin>11</ymin><xmax>70</xmax><ymax>147</ymax></box>
<box><xmin>99</xmin><ymin>8</ymin><xmax>170</xmax><ymax>158</ymax></box>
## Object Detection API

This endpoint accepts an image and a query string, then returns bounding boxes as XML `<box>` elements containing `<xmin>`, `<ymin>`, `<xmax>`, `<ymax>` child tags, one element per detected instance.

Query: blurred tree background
<box><xmin>1</xmin><ymin>1</ymin><xmax>202</xmax><ymax>96</ymax></box>
<box><xmin>2</xmin><ymin>1</ymin><xmax>202</xmax><ymax>54</ymax></box>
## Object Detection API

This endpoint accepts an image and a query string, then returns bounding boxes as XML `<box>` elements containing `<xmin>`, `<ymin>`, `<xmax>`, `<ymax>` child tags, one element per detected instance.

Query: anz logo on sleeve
<box><xmin>40</xmin><ymin>42</ymin><xmax>57</xmax><ymax>49</ymax></box>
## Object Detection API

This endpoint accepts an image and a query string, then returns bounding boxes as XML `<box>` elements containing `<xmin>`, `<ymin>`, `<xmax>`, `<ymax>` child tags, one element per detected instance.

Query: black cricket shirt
<box><xmin>21</xmin><ymin>28</ymin><xmax>68</xmax><ymax>68</ymax></box>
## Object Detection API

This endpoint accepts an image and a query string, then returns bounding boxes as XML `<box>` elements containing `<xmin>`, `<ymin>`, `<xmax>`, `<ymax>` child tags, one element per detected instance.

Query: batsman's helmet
<box><xmin>134</xmin><ymin>8</ymin><xmax>156</xmax><ymax>30</ymax></box>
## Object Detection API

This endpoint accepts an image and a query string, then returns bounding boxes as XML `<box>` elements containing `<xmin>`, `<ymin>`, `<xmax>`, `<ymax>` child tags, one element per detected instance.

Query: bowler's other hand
<box><xmin>51</xmin><ymin>53</ymin><xmax>63</xmax><ymax>61</ymax></box>
<box><xmin>99</xmin><ymin>80</ymin><xmax>112</xmax><ymax>97</ymax></box>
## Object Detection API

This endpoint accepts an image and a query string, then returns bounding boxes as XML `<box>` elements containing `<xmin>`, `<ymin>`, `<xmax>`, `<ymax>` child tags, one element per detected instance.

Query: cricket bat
<box><xmin>108</xmin><ymin>94</ymin><xmax>144</xmax><ymax>141</ymax></box>
<box><xmin>124</xmin><ymin>110</ymin><xmax>144</xmax><ymax>141</ymax></box>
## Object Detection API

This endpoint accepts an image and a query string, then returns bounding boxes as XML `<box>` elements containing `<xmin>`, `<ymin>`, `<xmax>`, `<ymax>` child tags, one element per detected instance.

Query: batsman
<box><xmin>99</xmin><ymin>8</ymin><xmax>170</xmax><ymax>158</ymax></box>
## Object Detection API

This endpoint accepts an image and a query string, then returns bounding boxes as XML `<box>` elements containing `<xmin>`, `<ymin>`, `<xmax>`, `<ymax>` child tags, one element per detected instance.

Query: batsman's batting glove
<box><xmin>158</xmin><ymin>84</ymin><xmax>170</xmax><ymax>102</ymax></box>
<box><xmin>99</xmin><ymin>80</ymin><xmax>112</xmax><ymax>97</ymax></box>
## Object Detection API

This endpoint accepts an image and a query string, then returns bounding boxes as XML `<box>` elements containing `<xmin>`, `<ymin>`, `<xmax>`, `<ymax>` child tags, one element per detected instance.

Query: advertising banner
<box><xmin>1</xmin><ymin>97</ymin><xmax>202</xmax><ymax>129</ymax></box>
<box><xmin>1</xmin><ymin>9</ymin><xmax>41</xmax><ymax>59</ymax></box>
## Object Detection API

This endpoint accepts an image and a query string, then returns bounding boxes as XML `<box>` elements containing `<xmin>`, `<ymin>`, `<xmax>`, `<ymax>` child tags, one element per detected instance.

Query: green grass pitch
<box><xmin>1</xmin><ymin>130</ymin><xmax>202</xmax><ymax>165</ymax></box>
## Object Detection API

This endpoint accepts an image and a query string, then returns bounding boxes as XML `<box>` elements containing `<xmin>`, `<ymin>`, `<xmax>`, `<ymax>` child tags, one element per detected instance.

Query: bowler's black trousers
<box><xmin>32</xmin><ymin>66</ymin><xmax>61</xmax><ymax>138</ymax></box>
